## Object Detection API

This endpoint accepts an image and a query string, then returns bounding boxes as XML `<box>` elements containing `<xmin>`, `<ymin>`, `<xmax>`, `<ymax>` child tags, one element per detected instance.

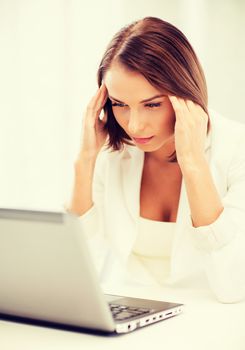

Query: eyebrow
<box><xmin>108</xmin><ymin>94</ymin><xmax>166</xmax><ymax>104</ymax></box>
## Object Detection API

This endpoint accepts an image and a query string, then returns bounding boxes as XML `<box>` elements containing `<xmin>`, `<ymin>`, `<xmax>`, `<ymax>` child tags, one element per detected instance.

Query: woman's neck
<box><xmin>145</xmin><ymin>138</ymin><xmax>176</xmax><ymax>164</ymax></box>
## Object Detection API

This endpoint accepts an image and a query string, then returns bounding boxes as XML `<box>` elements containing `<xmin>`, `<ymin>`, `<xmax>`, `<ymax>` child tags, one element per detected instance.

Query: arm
<box><xmin>169</xmin><ymin>96</ymin><xmax>223</xmax><ymax>227</ymax></box>
<box><xmin>68</xmin><ymin>83</ymin><xmax>108</xmax><ymax>216</ymax></box>
<box><xmin>181</xmin><ymin>156</ymin><xmax>224</xmax><ymax>227</ymax></box>
<box><xmin>69</xmin><ymin>154</ymin><xmax>97</xmax><ymax>216</ymax></box>
<box><xmin>169</xmin><ymin>96</ymin><xmax>245</xmax><ymax>302</ymax></box>
<box><xmin>67</xmin><ymin>83</ymin><xmax>108</xmax><ymax>249</ymax></box>
<box><xmin>67</xmin><ymin>83</ymin><xmax>109</xmax><ymax>275</ymax></box>
<box><xmin>191</xmin><ymin>142</ymin><xmax>245</xmax><ymax>303</ymax></box>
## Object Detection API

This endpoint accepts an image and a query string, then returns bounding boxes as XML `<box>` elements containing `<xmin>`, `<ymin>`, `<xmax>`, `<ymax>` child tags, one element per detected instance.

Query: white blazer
<box><xmin>79</xmin><ymin>110</ymin><xmax>245</xmax><ymax>303</ymax></box>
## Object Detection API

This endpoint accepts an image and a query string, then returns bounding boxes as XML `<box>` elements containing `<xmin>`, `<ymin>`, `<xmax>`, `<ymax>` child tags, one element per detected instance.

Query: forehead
<box><xmin>104</xmin><ymin>62</ymin><xmax>162</xmax><ymax>102</ymax></box>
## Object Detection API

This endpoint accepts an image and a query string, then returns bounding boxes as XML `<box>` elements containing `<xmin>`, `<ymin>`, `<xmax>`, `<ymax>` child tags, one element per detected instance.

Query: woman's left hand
<box><xmin>168</xmin><ymin>96</ymin><xmax>209</xmax><ymax>169</ymax></box>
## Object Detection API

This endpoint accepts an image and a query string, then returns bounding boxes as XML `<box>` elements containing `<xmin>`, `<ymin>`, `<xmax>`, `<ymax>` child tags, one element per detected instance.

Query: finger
<box><xmin>97</xmin><ymin>84</ymin><xmax>108</xmax><ymax>110</ymax></box>
<box><xmin>87</xmin><ymin>83</ymin><xmax>107</xmax><ymax>110</ymax></box>
<box><xmin>168</xmin><ymin>95</ymin><xmax>179</xmax><ymax>110</ymax></box>
<box><xmin>186</xmin><ymin>100</ymin><xmax>208</xmax><ymax>122</ymax></box>
<box><xmin>172</xmin><ymin>97</ymin><xmax>200</xmax><ymax>125</ymax></box>
<box><xmin>186</xmin><ymin>99</ymin><xmax>195</xmax><ymax>111</ymax></box>
<box><xmin>168</xmin><ymin>95</ymin><xmax>185</xmax><ymax>121</ymax></box>
<box><xmin>96</xmin><ymin>91</ymin><xmax>108</xmax><ymax>122</ymax></box>
<box><xmin>176</xmin><ymin>97</ymin><xmax>189</xmax><ymax>113</ymax></box>
<box><xmin>86</xmin><ymin>85</ymin><xmax>108</xmax><ymax>122</ymax></box>
<box><xmin>99</xmin><ymin>108</ymin><xmax>108</xmax><ymax>123</ymax></box>
<box><xmin>186</xmin><ymin>99</ymin><xmax>202</xmax><ymax>116</ymax></box>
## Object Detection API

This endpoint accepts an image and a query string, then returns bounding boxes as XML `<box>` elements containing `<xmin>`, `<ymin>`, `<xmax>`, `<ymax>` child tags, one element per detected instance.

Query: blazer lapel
<box><xmin>105</xmin><ymin>146</ymin><xmax>144</xmax><ymax>265</ymax></box>
<box><xmin>121</xmin><ymin>146</ymin><xmax>144</xmax><ymax>223</ymax></box>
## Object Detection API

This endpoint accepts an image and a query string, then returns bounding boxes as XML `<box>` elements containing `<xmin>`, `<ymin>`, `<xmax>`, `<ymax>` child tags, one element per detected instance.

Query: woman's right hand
<box><xmin>78</xmin><ymin>83</ymin><xmax>108</xmax><ymax>160</ymax></box>
<box><xmin>68</xmin><ymin>83</ymin><xmax>108</xmax><ymax>216</ymax></box>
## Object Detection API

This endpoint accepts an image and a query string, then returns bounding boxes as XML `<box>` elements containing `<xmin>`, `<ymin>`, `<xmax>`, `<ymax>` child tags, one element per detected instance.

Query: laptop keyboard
<box><xmin>109</xmin><ymin>303</ymin><xmax>151</xmax><ymax>321</ymax></box>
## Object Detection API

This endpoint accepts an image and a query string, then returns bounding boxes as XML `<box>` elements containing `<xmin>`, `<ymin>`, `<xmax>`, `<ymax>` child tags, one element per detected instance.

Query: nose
<box><xmin>127</xmin><ymin>111</ymin><xmax>145</xmax><ymax>134</ymax></box>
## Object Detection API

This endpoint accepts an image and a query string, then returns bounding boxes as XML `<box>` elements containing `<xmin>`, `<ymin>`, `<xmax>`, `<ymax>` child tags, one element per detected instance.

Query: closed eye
<box><xmin>145</xmin><ymin>102</ymin><xmax>162</xmax><ymax>108</ymax></box>
<box><xmin>111</xmin><ymin>102</ymin><xmax>162</xmax><ymax>108</ymax></box>
<box><xmin>111</xmin><ymin>102</ymin><xmax>126</xmax><ymax>107</ymax></box>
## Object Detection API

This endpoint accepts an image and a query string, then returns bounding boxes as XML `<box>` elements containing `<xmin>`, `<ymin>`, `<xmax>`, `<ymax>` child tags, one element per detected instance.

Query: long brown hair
<box><xmin>97</xmin><ymin>16</ymin><xmax>209</xmax><ymax>158</ymax></box>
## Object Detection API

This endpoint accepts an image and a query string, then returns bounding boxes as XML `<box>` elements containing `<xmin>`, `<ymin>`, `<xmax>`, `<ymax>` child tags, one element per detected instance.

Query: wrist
<box><xmin>74</xmin><ymin>155</ymin><xmax>97</xmax><ymax>179</ymax></box>
<box><xmin>75</xmin><ymin>150</ymin><xmax>97</xmax><ymax>165</ymax></box>
<box><xmin>178</xmin><ymin>154</ymin><xmax>207</xmax><ymax>175</ymax></box>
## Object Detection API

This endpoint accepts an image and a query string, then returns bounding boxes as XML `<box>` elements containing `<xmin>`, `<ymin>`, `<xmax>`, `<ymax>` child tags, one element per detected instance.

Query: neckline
<box><xmin>139</xmin><ymin>216</ymin><xmax>176</xmax><ymax>224</ymax></box>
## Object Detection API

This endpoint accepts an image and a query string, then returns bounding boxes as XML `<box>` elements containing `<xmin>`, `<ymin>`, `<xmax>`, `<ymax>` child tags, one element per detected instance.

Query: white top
<box><xmin>127</xmin><ymin>216</ymin><xmax>176</xmax><ymax>286</ymax></box>
<box><xmin>80</xmin><ymin>110</ymin><xmax>245</xmax><ymax>302</ymax></box>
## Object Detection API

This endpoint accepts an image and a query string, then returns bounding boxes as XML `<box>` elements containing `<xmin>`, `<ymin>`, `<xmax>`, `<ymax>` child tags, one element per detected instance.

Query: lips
<box><xmin>132</xmin><ymin>136</ymin><xmax>154</xmax><ymax>144</ymax></box>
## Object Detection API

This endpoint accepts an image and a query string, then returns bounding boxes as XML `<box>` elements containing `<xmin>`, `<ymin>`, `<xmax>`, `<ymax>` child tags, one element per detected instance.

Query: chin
<box><xmin>135</xmin><ymin>138</ymin><xmax>175</xmax><ymax>156</ymax></box>
<box><xmin>135</xmin><ymin>143</ymin><xmax>162</xmax><ymax>152</ymax></box>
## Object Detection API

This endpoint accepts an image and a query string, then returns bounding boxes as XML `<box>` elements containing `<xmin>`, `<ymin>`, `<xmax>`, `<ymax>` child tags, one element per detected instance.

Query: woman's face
<box><xmin>104</xmin><ymin>62</ymin><xmax>176</xmax><ymax>159</ymax></box>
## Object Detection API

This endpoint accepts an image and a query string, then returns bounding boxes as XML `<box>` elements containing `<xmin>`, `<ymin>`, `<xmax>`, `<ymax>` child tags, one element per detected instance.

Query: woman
<box><xmin>69</xmin><ymin>17</ymin><xmax>245</xmax><ymax>303</ymax></box>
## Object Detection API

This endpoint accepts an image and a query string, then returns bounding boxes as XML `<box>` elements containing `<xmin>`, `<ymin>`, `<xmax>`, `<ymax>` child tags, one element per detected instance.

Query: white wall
<box><xmin>0</xmin><ymin>0</ymin><xmax>124</xmax><ymax>211</ymax></box>
<box><xmin>0</xmin><ymin>0</ymin><xmax>244</xmax><ymax>210</ymax></box>
<box><xmin>0</xmin><ymin>0</ymin><xmax>66</xmax><ymax>211</ymax></box>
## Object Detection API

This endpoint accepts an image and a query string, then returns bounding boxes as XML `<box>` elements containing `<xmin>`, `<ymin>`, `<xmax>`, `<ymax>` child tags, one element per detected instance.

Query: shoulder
<box><xmin>94</xmin><ymin>143</ymin><xmax>141</xmax><ymax>172</ymax></box>
<box><xmin>97</xmin><ymin>143</ymin><xmax>140</xmax><ymax>162</ymax></box>
<box><xmin>209</xmin><ymin>109</ymin><xmax>245</xmax><ymax>138</ymax></box>
<box><xmin>209</xmin><ymin>109</ymin><xmax>245</xmax><ymax>158</ymax></box>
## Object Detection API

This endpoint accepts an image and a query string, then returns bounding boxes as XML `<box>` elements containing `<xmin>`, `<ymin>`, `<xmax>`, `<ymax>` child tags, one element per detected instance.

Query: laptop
<box><xmin>0</xmin><ymin>208</ymin><xmax>183</xmax><ymax>334</ymax></box>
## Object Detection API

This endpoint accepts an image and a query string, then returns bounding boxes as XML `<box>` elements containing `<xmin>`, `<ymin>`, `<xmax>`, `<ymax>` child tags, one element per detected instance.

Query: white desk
<box><xmin>1</xmin><ymin>282</ymin><xmax>245</xmax><ymax>350</ymax></box>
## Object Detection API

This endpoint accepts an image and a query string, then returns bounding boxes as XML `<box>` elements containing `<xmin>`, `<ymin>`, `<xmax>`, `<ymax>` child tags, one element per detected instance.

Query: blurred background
<box><xmin>0</xmin><ymin>0</ymin><xmax>244</xmax><ymax>211</ymax></box>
